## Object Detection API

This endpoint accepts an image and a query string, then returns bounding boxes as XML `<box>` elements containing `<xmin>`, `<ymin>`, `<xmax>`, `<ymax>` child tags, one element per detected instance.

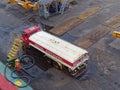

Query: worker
<box><xmin>15</xmin><ymin>59</ymin><xmax>21</xmax><ymax>71</ymax></box>
<box><xmin>57</xmin><ymin>1</ymin><xmax>62</xmax><ymax>11</ymax></box>
<box><xmin>49</xmin><ymin>4</ymin><xmax>56</xmax><ymax>13</ymax></box>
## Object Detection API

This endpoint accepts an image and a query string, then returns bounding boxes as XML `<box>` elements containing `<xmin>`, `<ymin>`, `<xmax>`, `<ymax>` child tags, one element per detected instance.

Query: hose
<box><xmin>19</xmin><ymin>55</ymin><xmax>35</xmax><ymax>69</ymax></box>
<box><xmin>4</xmin><ymin>55</ymin><xmax>35</xmax><ymax>88</ymax></box>
<box><xmin>4</xmin><ymin>64</ymin><xmax>30</xmax><ymax>88</ymax></box>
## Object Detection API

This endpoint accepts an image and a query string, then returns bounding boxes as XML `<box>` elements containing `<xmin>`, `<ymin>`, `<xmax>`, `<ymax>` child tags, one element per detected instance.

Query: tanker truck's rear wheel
<box><xmin>53</xmin><ymin>61</ymin><xmax>62</xmax><ymax>70</ymax></box>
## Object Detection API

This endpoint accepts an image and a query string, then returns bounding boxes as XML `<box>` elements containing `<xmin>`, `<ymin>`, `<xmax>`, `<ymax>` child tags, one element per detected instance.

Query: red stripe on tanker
<box><xmin>29</xmin><ymin>40</ymin><xmax>75</xmax><ymax>67</ymax></box>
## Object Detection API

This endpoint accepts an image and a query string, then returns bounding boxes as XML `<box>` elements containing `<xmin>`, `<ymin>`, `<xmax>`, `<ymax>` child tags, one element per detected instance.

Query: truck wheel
<box><xmin>46</xmin><ymin>59</ymin><xmax>52</xmax><ymax>64</ymax></box>
<box><xmin>53</xmin><ymin>61</ymin><xmax>62</xmax><ymax>70</ymax></box>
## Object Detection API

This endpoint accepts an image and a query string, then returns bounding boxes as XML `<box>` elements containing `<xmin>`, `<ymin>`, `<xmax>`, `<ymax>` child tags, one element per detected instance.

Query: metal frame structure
<box><xmin>7</xmin><ymin>0</ymin><xmax>70</xmax><ymax>18</ymax></box>
<box><xmin>38</xmin><ymin>0</ymin><xmax>69</xmax><ymax>19</ymax></box>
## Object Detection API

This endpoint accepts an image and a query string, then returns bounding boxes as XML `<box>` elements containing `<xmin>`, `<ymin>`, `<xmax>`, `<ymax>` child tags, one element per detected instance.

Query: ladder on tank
<box><xmin>7</xmin><ymin>38</ymin><xmax>23</xmax><ymax>60</ymax></box>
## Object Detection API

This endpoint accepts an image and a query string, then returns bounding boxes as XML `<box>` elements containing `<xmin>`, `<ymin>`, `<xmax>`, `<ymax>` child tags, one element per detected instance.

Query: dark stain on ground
<box><xmin>78</xmin><ymin>61</ymin><xmax>98</xmax><ymax>81</ymax></box>
<box><xmin>42</xmin><ymin>24</ymin><xmax>54</xmax><ymax>31</ymax></box>
<box><xmin>0</xmin><ymin>3</ymin><xmax>6</xmax><ymax>9</ymax></box>
<box><xmin>60</xmin><ymin>33</ymin><xmax>78</xmax><ymax>43</ymax></box>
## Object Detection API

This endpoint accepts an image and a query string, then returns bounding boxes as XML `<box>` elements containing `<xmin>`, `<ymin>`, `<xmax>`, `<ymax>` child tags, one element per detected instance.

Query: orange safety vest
<box><xmin>15</xmin><ymin>62</ymin><xmax>21</xmax><ymax>71</ymax></box>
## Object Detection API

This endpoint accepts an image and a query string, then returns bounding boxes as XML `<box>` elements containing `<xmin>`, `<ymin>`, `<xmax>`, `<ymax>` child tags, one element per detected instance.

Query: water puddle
<box><xmin>60</xmin><ymin>33</ymin><xmax>78</xmax><ymax>43</ymax></box>
<box><xmin>0</xmin><ymin>3</ymin><xmax>6</xmax><ymax>9</ymax></box>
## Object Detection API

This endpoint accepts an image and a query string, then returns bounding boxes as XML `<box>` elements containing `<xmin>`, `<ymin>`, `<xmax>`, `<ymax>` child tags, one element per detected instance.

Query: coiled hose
<box><xmin>4</xmin><ymin>55</ymin><xmax>35</xmax><ymax>88</ymax></box>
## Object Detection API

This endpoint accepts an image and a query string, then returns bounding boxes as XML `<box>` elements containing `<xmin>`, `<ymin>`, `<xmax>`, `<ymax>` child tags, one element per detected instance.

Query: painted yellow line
<box><xmin>49</xmin><ymin>7</ymin><xmax>102</xmax><ymax>36</ymax></box>
<box><xmin>78</xmin><ymin>7</ymin><xmax>101</xmax><ymax>20</ymax></box>
<box><xmin>104</xmin><ymin>14</ymin><xmax>120</xmax><ymax>29</ymax></box>
<box><xmin>74</xmin><ymin>26</ymin><xmax>110</xmax><ymax>49</ymax></box>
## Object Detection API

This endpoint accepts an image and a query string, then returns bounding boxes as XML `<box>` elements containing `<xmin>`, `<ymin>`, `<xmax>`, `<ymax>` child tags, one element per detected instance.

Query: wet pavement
<box><xmin>0</xmin><ymin>0</ymin><xmax>120</xmax><ymax>90</ymax></box>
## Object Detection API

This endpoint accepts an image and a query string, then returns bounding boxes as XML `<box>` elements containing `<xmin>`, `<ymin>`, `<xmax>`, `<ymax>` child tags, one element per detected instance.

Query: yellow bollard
<box><xmin>113</xmin><ymin>31</ymin><xmax>120</xmax><ymax>38</ymax></box>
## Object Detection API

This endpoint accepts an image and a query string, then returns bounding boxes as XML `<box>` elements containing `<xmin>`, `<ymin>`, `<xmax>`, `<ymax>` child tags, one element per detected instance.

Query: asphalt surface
<box><xmin>0</xmin><ymin>0</ymin><xmax>120</xmax><ymax>90</ymax></box>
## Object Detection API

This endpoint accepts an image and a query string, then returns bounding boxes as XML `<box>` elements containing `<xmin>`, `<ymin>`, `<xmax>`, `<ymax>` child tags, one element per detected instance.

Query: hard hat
<box><xmin>15</xmin><ymin>59</ymin><xmax>20</xmax><ymax>62</ymax></box>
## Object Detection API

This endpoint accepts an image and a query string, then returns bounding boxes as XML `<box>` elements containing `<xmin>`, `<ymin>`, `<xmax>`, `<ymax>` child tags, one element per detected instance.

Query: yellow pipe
<box><xmin>7</xmin><ymin>0</ymin><xmax>16</xmax><ymax>3</ymax></box>
<box><xmin>33</xmin><ymin>2</ymin><xmax>38</xmax><ymax>10</ymax></box>
<box><xmin>7</xmin><ymin>0</ymin><xmax>38</xmax><ymax>10</ymax></box>
<box><xmin>21</xmin><ymin>1</ymin><xmax>32</xmax><ymax>9</ymax></box>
